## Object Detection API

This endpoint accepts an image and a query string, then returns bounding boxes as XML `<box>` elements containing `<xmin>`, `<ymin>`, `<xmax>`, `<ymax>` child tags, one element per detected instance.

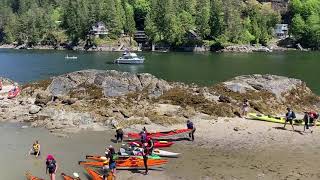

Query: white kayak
<box><xmin>153</xmin><ymin>149</ymin><xmax>180</xmax><ymax>158</ymax></box>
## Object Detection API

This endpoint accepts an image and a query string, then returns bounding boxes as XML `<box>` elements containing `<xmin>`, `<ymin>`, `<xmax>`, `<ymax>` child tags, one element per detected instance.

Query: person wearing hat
<box><xmin>284</xmin><ymin>107</ymin><xmax>296</xmax><ymax>131</ymax></box>
<box><xmin>46</xmin><ymin>154</ymin><xmax>58</xmax><ymax>180</ymax></box>
<box><xmin>115</xmin><ymin>127</ymin><xmax>124</xmax><ymax>143</ymax></box>
<box><xmin>187</xmin><ymin>120</ymin><xmax>196</xmax><ymax>141</ymax></box>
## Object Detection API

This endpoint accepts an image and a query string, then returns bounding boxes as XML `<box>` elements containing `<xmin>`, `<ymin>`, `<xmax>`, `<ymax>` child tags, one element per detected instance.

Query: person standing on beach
<box><xmin>115</xmin><ymin>127</ymin><xmax>124</xmax><ymax>143</ymax></box>
<box><xmin>187</xmin><ymin>120</ymin><xmax>196</xmax><ymax>141</ymax></box>
<box><xmin>46</xmin><ymin>154</ymin><xmax>58</xmax><ymax>180</ymax></box>
<box><xmin>106</xmin><ymin>145</ymin><xmax>117</xmax><ymax>180</ymax></box>
<box><xmin>304</xmin><ymin>111</ymin><xmax>319</xmax><ymax>133</ymax></box>
<box><xmin>241</xmin><ymin>99</ymin><xmax>250</xmax><ymax>117</ymax></box>
<box><xmin>142</xmin><ymin>143</ymin><xmax>149</xmax><ymax>175</ymax></box>
<box><xmin>284</xmin><ymin>107</ymin><xmax>296</xmax><ymax>131</ymax></box>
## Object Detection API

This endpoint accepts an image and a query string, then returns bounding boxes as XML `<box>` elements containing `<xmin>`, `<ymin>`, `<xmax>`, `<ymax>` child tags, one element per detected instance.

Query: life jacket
<box><xmin>309</xmin><ymin>111</ymin><xmax>319</xmax><ymax>119</ymax></box>
<box><xmin>187</xmin><ymin>122</ymin><xmax>194</xmax><ymax>129</ymax></box>
<box><xmin>46</xmin><ymin>159</ymin><xmax>56</xmax><ymax>170</ymax></box>
<box><xmin>140</xmin><ymin>133</ymin><xmax>147</xmax><ymax>142</ymax></box>
<box><xmin>33</xmin><ymin>144</ymin><xmax>40</xmax><ymax>152</ymax></box>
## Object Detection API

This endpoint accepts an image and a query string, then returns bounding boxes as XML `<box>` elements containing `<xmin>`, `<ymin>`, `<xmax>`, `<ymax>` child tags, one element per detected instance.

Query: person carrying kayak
<box><xmin>28</xmin><ymin>140</ymin><xmax>41</xmax><ymax>157</ymax></box>
<box><xmin>46</xmin><ymin>154</ymin><xmax>58</xmax><ymax>180</ymax></box>
<box><xmin>187</xmin><ymin>120</ymin><xmax>196</xmax><ymax>141</ymax></box>
<box><xmin>115</xmin><ymin>127</ymin><xmax>124</xmax><ymax>143</ymax></box>
<box><xmin>241</xmin><ymin>99</ymin><xmax>250</xmax><ymax>117</ymax></box>
<box><xmin>304</xmin><ymin>111</ymin><xmax>319</xmax><ymax>133</ymax></box>
<box><xmin>284</xmin><ymin>107</ymin><xmax>296</xmax><ymax>131</ymax></box>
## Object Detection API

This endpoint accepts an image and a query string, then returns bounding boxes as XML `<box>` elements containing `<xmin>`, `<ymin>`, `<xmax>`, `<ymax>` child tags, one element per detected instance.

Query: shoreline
<box><xmin>2</xmin><ymin>115</ymin><xmax>320</xmax><ymax>179</ymax></box>
<box><xmin>0</xmin><ymin>44</ymin><xmax>302</xmax><ymax>53</ymax></box>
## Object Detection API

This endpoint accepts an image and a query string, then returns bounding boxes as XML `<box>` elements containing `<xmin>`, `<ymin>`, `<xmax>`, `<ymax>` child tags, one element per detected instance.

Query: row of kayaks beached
<box><xmin>26</xmin><ymin>128</ymin><xmax>187</xmax><ymax>179</ymax></box>
<box><xmin>27</xmin><ymin>172</ymin><xmax>80</xmax><ymax>180</ymax></box>
<box><xmin>247</xmin><ymin>113</ymin><xmax>320</xmax><ymax>126</ymax></box>
<box><xmin>126</xmin><ymin>129</ymin><xmax>192</xmax><ymax>140</ymax></box>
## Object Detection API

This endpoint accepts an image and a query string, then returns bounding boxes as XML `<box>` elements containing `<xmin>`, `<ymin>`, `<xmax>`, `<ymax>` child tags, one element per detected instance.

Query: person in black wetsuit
<box><xmin>115</xmin><ymin>127</ymin><xmax>124</xmax><ymax>143</ymax></box>
<box><xmin>46</xmin><ymin>154</ymin><xmax>58</xmax><ymax>180</ymax></box>
<box><xmin>142</xmin><ymin>143</ymin><xmax>150</xmax><ymax>175</ymax></box>
<box><xmin>187</xmin><ymin>120</ymin><xmax>196</xmax><ymax>141</ymax></box>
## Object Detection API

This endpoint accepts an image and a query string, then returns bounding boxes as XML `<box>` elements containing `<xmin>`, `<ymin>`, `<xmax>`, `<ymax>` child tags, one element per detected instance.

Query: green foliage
<box><xmin>289</xmin><ymin>0</ymin><xmax>320</xmax><ymax>49</ymax></box>
<box><xmin>0</xmin><ymin>0</ymin><xmax>282</xmax><ymax>48</ymax></box>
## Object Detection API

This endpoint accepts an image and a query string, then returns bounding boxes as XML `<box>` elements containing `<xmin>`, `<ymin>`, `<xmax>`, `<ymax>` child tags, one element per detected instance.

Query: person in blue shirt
<box><xmin>284</xmin><ymin>107</ymin><xmax>296</xmax><ymax>131</ymax></box>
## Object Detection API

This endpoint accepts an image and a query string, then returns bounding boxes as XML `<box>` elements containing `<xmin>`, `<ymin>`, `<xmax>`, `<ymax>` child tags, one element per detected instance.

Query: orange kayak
<box><xmin>79</xmin><ymin>157</ymin><xmax>167</xmax><ymax>170</ymax></box>
<box><xmin>86</xmin><ymin>155</ymin><xmax>108</xmax><ymax>162</ymax></box>
<box><xmin>84</xmin><ymin>167</ymin><xmax>102</xmax><ymax>180</ymax></box>
<box><xmin>61</xmin><ymin>173</ymin><xmax>80</xmax><ymax>180</ymax></box>
<box><xmin>84</xmin><ymin>167</ymin><xmax>113</xmax><ymax>180</ymax></box>
<box><xmin>26</xmin><ymin>172</ymin><xmax>44</xmax><ymax>180</ymax></box>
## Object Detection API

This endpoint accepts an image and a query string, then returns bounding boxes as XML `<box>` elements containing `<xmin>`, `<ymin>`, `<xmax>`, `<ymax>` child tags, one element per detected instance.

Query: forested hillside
<box><xmin>0</xmin><ymin>0</ymin><xmax>319</xmax><ymax>49</ymax></box>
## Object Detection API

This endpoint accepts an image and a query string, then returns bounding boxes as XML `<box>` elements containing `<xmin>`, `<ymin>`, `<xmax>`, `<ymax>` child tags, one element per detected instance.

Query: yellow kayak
<box><xmin>247</xmin><ymin>113</ymin><xmax>320</xmax><ymax>126</ymax></box>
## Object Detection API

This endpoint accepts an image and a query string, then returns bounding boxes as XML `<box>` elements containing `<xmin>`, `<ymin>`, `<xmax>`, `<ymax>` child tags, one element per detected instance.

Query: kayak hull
<box><xmin>248</xmin><ymin>113</ymin><xmax>320</xmax><ymax>126</ymax></box>
<box><xmin>153</xmin><ymin>149</ymin><xmax>180</xmax><ymax>158</ymax></box>
<box><xmin>86</xmin><ymin>154</ymin><xmax>161</xmax><ymax>161</ymax></box>
<box><xmin>127</xmin><ymin>129</ymin><xmax>192</xmax><ymax>139</ymax></box>
<box><xmin>79</xmin><ymin>157</ymin><xmax>167</xmax><ymax>169</ymax></box>
<box><xmin>84</xmin><ymin>167</ymin><xmax>103</xmax><ymax>180</ymax></box>
<box><xmin>26</xmin><ymin>172</ymin><xmax>44</xmax><ymax>180</ymax></box>
<box><xmin>129</xmin><ymin>141</ymin><xmax>174</xmax><ymax>148</ymax></box>
<box><xmin>61</xmin><ymin>173</ymin><xmax>79</xmax><ymax>180</ymax></box>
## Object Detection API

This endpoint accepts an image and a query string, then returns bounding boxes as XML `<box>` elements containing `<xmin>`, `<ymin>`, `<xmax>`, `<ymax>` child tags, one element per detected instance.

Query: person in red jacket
<box><xmin>304</xmin><ymin>111</ymin><xmax>319</xmax><ymax>133</ymax></box>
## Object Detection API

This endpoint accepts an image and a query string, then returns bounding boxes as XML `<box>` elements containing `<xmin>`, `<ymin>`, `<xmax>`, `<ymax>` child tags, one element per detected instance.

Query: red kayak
<box><xmin>129</xmin><ymin>140</ymin><xmax>174</xmax><ymax>148</ymax></box>
<box><xmin>8</xmin><ymin>87</ymin><xmax>20</xmax><ymax>99</ymax></box>
<box><xmin>127</xmin><ymin>129</ymin><xmax>192</xmax><ymax>139</ymax></box>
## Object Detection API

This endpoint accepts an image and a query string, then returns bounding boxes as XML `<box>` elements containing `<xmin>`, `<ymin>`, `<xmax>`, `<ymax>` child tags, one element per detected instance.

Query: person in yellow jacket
<box><xmin>29</xmin><ymin>140</ymin><xmax>41</xmax><ymax>157</ymax></box>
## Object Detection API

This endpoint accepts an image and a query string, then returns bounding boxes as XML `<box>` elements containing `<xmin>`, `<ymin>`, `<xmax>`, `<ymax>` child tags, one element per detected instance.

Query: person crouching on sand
<box><xmin>284</xmin><ymin>107</ymin><xmax>296</xmax><ymax>131</ymax></box>
<box><xmin>28</xmin><ymin>140</ymin><xmax>41</xmax><ymax>157</ymax></box>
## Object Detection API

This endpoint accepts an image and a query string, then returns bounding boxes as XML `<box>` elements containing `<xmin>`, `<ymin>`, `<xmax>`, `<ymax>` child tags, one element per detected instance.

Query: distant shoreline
<box><xmin>0</xmin><ymin>43</ymin><xmax>301</xmax><ymax>53</ymax></box>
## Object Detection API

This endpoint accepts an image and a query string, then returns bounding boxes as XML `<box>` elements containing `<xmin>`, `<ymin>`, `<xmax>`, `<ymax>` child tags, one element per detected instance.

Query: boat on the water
<box><xmin>114</xmin><ymin>52</ymin><xmax>144</xmax><ymax>64</ymax></box>
<box><xmin>65</xmin><ymin>55</ymin><xmax>78</xmax><ymax>60</ymax></box>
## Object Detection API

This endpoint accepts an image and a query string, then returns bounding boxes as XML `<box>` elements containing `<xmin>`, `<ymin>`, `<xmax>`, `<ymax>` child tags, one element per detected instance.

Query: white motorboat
<box><xmin>65</xmin><ymin>55</ymin><xmax>78</xmax><ymax>59</ymax></box>
<box><xmin>114</xmin><ymin>52</ymin><xmax>144</xmax><ymax>64</ymax></box>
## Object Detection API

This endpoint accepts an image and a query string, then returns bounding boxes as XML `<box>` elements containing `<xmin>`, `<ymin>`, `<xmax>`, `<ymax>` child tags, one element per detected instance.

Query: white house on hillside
<box><xmin>274</xmin><ymin>24</ymin><xmax>288</xmax><ymax>39</ymax></box>
<box><xmin>89</xmin><ymin>22</ymin><xmax>108</xmax><ymax>37</ymax></box>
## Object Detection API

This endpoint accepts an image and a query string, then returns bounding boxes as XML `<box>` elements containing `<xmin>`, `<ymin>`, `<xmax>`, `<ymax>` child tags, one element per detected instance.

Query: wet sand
<box><xmin>2</xmin><ymin>118</ymin><xmax>320</xmax><ymax>180</ymax></box>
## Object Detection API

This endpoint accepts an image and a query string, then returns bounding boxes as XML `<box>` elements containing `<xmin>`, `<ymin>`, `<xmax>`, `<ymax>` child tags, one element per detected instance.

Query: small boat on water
<box><xmin>114</xmin><ymin>52</ymin><xmax>144</xmax><ymax>64</ymax></box>
<box><xmin>65</xmin><ymin>55</ymin><xmax>78</xmax><ymax>60</ymax></box>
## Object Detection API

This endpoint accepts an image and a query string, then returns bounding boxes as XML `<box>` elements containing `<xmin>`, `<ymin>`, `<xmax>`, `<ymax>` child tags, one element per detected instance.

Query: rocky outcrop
<box><xmin>47</xmin><ymin>70</ymin><xmax>171</xmax><ymax>98</ymax></box>
<box><xmin>0</xmin><ymin>70</ymin><xmax>319</xmax><ymax>134</ymax></box>
<box><xmin>222</xmin><ymin>74</ymin><xmax>307</xmax><ymax>100</ymax></box>
<box><xmin>221</xmin><ymin>45</ymin><xmax>272</xmax><ymax>53</ymax></box>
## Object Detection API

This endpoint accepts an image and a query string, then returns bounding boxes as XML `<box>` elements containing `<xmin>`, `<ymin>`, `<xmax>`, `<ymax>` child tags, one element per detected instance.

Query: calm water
<box><xmin>0</xmin><ymin>49</ymin><xmax>319</xmax><ymax>94</ymax></box>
